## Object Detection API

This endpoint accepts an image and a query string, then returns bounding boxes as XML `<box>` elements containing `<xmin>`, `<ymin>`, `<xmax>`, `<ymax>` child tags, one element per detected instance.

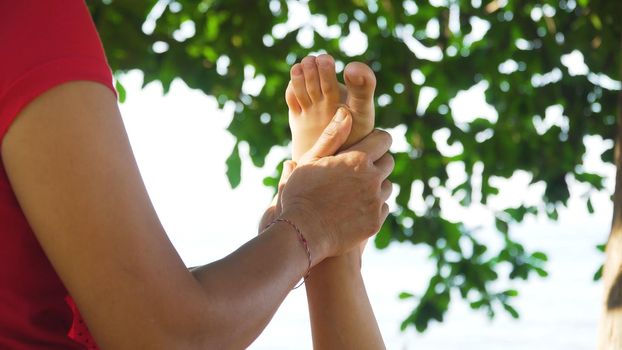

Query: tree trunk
<box><xmin>597</xmin><ymin>41</ymin><xmax>622</xmax><ymax>349</ymax></box>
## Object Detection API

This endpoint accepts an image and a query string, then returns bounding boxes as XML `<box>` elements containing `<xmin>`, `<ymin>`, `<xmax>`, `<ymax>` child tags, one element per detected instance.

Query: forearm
<box><xmin>306</xmin><ymin>251</ymin><xmax>385</xmax><ymax>350</ymax></box>
<box><xmin>190</xmin><ymin>220</ymin><xmax>309</xmax><ymax>349</ymax></box>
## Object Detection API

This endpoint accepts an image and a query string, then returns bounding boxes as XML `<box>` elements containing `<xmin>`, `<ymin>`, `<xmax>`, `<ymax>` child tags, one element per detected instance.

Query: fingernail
<box><xmin>335</xmin><ymin>108</ymin><xmax>347</xmax><ymax>122</ymax></box>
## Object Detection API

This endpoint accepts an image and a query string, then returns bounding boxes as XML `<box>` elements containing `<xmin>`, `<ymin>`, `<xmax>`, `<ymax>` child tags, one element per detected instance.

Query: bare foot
<box><xmin>286</xmin><ymin>54</ymin><xmax>377</xmax><ymax>161</ymax></box>
<box><xmin>287</xmin><ymin>55</ymin><xmax>341</xmax><ymax>161</ymax></box>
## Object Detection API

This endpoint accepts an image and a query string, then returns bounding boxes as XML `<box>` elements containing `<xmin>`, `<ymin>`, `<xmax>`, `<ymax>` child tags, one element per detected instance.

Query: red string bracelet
<box><xmin>266</xmin><ymin>218</ymin><xmax>311</xmax><ymax>289</ymax></box>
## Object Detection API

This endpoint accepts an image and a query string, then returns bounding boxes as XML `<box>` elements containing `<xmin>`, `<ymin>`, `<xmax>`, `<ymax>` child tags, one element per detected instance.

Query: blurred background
<box><xmin>89</xmin><ymin>0</ymin><xmax>621</xmax><ymax>348</ymax></box>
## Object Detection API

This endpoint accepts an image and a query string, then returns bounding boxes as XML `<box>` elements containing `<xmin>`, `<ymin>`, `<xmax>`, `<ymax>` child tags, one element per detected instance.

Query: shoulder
<box><xmin>0</xmin><ymin>0</ymin><xmax>116</xmax><ymax>148</ymax></box>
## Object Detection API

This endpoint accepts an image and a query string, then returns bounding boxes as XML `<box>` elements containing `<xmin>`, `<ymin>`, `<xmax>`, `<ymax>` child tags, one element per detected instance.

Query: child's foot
<box><xmin>287</xmin><ymin>55</ymin><xmax>341</xmax><ymax>161</ymax></box>
<box><xmin>286</xmin><ymin>54</ymin><xmax>377</xmax><ymax>161</ymax></box>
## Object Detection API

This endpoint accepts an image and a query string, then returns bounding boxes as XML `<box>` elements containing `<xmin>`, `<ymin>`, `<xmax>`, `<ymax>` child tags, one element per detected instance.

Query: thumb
<box><xmin>299</xmin><ymin>107</ymin><xmax>352</xmax><ymax>164</ymax></box>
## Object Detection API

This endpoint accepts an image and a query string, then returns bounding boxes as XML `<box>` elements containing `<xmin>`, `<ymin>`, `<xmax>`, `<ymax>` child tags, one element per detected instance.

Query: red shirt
<box><xmin>0</xmin><ymin>1</ymin><xmax>115</xmax><ymax>348</ymax></box>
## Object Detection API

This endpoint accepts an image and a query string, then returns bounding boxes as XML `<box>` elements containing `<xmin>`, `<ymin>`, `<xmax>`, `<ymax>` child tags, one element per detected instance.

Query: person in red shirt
<box><xmin>0</xmin><ymin>1</ymin><xmax>392</xmax><ymax>349</ymax></box>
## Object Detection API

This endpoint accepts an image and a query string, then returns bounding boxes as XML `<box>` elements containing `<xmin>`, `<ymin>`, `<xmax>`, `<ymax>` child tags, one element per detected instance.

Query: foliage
<box><xmin>90</xmin><ymin>0</ymin><xmax>622</xmax><ymax>332</ymax></box>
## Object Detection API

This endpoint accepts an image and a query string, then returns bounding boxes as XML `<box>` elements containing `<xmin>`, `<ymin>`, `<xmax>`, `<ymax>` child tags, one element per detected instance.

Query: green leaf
<box><xmin>534</xmin><ymin>267</ymin><xmax>549</xmax><ymax>277</ymax></box>
<box><xmin>495</xmin><ymin>218</ymin><xmax>509</xmax><ymax>235</ymax></box>
<box><xmin>587</xmin><ymin>198</ymin><xmax>595</xmax><ymax>214</ymax></box>
<box><xmin>374</xmin><ymin>222</ymin><xmax>392</xmax><ymax>249</ymax></box>
<box><xmin>225</xmin><ymin>143</ymin><xmax>242</xmax><ymax>189</ymax></box>
<box><xmin>115</xmin><ymin>79</ymin><xmax>126</xmax><ymax>103</ymax></box>
<box><xmin>399</xmin><ymin>292</ymin><xmax>415</xmax><ymax>300</ymax></box>
<box><xmin>503</xmin><ymin>289</ymin><xmax>519</xmax><ymax>297</ymax></box>
<box><xmin>593</xmin><ymin>265</ymin><xmax>603</xmax><ymax>281</ymax></box>
<box><xmin>546</xmin><ymin>207</ymin><xmax>559</xmax><ymax>221</ymax></box>
<box><xmin>574</xmin><ymin>172</ymin><xmax>605</xmax><ymax>191</ymax></box>
<box><xmin>503</xmin><ymin>303</ymin><xmax>520</xmax><ymax>319</ymax></box>
<box><xmin>531</xmin><ymin>252</ymin><xmax>548</xmax><ymax>262</ymax></box>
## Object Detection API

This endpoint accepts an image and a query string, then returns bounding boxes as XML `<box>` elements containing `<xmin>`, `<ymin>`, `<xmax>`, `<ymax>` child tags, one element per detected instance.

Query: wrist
<box><xmin>279</xmin><ymin>207</ymin><xmax>328</xmax><ymax>267</ymax></box>
<box><xmin>316</xmin><ymin>249</ymin><xmax>362</xmax><ymax>275</ymax></box>
<box><xmin>305</xmin><ymin>253</ymin><xmax>364</xmax><ymax>290</ymax></box>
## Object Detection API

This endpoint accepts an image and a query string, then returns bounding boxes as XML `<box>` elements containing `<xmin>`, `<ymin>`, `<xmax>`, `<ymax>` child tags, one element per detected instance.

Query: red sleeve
<box><xmin>0</xmin><ymin>0</ymin><xmax>116</xmax><ymax>145</ymax></box>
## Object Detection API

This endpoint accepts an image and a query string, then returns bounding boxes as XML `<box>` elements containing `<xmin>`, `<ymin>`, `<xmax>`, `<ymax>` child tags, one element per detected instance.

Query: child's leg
<box><xmin>286</xmin><ymin>54</ymin><xmax>376</xmax><ymax>161</ymax></box>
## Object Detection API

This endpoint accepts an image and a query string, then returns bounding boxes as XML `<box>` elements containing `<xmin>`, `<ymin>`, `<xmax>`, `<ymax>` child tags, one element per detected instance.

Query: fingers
<box><xmin>380</xmin><ymin>203</ymin><xmax>390</xmax><ymax>224</ymax></box>
<box><xmin>374</xmin><ymin>153</ymin><xmax>395</xmax><ymax>179</ymax></box>
<box><xmin>380</xmin><ymin>179</ymin><xmax>393</xmax><ymax>202</ymax></box>
<box><xmin>341</xmin><ymin>129</ymin><xmax>392</xmax><ymax>162</ymax></box>
<box><xmin>299</xmin><ymin>107</ymin><xmax>353</xmax><ymax>164</ymax></box>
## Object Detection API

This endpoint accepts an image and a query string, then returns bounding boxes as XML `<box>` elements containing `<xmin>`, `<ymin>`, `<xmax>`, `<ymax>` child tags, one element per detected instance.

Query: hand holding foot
<box><xmin>258</xmin><ymin>107</ymin><xmax>353</xmax><ymax>231</ymax></box>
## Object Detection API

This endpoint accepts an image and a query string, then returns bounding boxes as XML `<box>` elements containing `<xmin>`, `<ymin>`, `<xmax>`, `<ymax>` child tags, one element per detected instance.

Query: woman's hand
<box><xmin>258</xmin><ymin>105</ymin><xmax>352</xmax><ymax>233</ymax></box>
<box><xmin>279</xmin><ymin>129</ymin><xmax>394</xmax><ymax>265</ymax></box>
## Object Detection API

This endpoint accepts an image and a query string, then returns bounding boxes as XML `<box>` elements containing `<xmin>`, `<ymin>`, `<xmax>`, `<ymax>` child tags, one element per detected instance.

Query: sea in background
<box><xmin>119</xmin><ymin>71</ymin><xmax>611</xmax><ymax>349</ymax></box>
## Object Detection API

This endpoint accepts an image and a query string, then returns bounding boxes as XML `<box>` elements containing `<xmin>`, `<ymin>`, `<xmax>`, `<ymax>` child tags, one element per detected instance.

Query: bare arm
<box><xmin>2</xmin><ymin>82</ymin><xmax>391</xmax><ymax>349</ymax></box>
<box><xmin>306</xmin><ymin>253</ymin><xmax>385</xmax><ymax>350</ymax></box>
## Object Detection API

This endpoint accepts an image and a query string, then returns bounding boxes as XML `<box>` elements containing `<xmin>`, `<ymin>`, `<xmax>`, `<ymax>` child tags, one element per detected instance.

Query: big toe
<box><xmin>343</xmin><ymin>62</ymin><xmax>376</xmax><ymax>146</ymax></box>
<box><xmin>343</xmin><ymin>62</ymin><xmax>376</xmax><ymax>103</ymax></box>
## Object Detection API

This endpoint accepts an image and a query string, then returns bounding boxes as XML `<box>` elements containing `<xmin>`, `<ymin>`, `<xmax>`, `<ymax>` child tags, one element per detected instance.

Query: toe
<box><xmin>285</xmin><ymin>82</ymin><xmax>301</xmax><ymax>115</ymax></box>
<box><xmin>316</xmin><ymin>54</ymin><xmax>340</xmax><ymax>103</ymax></box>
<box><xmin>343</xmin><ymin>62</ymin><xmax>376</xmax><ymax>102</ymax></box>
<box><xmin>342</xmin><ymin>62</ymin><xmax>376</xmax><ymax>148</ymax></box>
<box><xmin>290</xmin><ymin>63</ymin><xmax>311</xmax><ymax>108</ymax></box>
<box><xmin>301</xmin><ymin>56</ymin><xmax>322</xmax><ymax>103</ymax></box>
